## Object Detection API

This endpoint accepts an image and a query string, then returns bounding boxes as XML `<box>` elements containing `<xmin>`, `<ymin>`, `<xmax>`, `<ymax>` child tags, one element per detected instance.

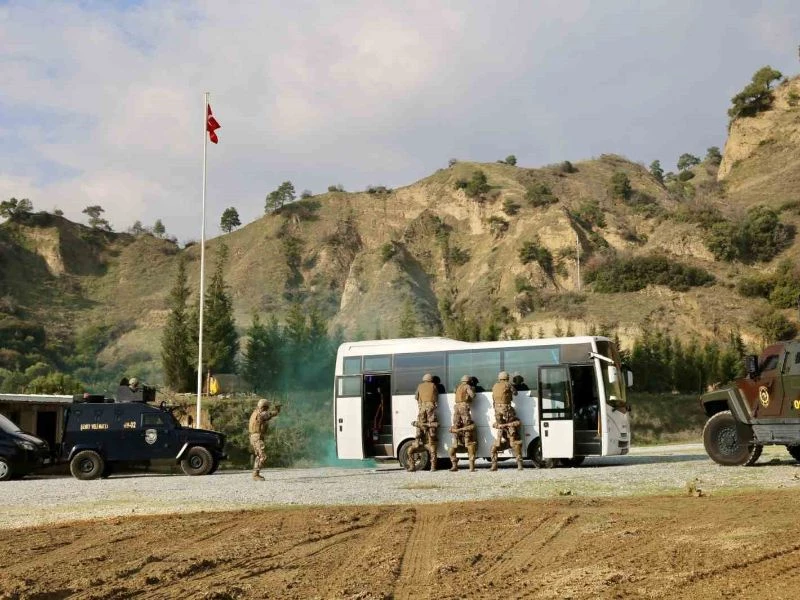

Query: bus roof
<box><xmin>337</xmin><ymin>335</ymin><xmax>611</xmax><ymax>356</ymax></box>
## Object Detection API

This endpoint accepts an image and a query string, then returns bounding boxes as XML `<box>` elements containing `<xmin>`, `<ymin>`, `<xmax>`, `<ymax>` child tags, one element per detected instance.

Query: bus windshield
<box><xmin>596</xmin><ymin>340</ymin><xmax>626</xmax><ymax>407</ymax></box>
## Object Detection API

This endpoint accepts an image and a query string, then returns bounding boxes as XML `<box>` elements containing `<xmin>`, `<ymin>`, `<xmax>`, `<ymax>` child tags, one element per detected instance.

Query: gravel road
<box><xmin>2</xmin><ymin>443</ymin><xmax>799</xmax><ymax>529</ymax></box>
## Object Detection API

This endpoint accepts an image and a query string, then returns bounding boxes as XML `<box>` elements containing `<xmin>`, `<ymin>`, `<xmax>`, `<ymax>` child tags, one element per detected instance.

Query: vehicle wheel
<box><xmin>70</xmin><ymin>450</ymin><xmax>105</xmax><ymax>480</ymax></box>
<box><xmin>397</xmin><ymin>440</ymin><xmax>430</xmax><ymax>471</ymax></box>
<box><xmin>559</xmin><ymin>456</ymin><xmax>586</xmax><ymax>468</ymax></box>
<box><xmin>745</xmin><ymin>445</ymin><xmax>763</xmax><ymax>466</ymax></box>
<box><xmin>0</xmin><ymin>458</ymin><xmax>12</xmax><ymax>482</ymax></box>
<box><xmin>180</xmin><ymin>446</ymin><xmax>214</xmax><ymax>476</ymax></box>
<box><xmin>529</xmin><ymin>437</ymin><xmax>557</xmax><ymax>469</ymax></box>
<box><xmin>786</xmin><ymin>445</ymin><xmax>800</xmax><ymax>463</ymax></box>
<box><xmin>702</xmin><ymin>410</ymin><xmax>758</xmax><ymax>466</ymax></box>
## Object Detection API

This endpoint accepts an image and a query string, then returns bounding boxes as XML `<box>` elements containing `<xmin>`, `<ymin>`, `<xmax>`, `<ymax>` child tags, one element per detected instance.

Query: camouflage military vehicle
<box><xmin>701</xmin><ymin>341</ymin><xmax>800</xmax><ymax>466</ymax></box>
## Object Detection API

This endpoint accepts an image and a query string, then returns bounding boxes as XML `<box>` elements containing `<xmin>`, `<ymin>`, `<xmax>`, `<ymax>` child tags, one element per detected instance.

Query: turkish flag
<box><xmin>207</xmin><ymin>105</ymin><xmax>221</xmax><ymax>144</ymax></box>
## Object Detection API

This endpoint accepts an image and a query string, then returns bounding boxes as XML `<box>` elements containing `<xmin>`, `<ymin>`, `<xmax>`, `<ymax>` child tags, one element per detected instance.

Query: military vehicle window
<box><xmin>364</xmin><ymin>355</ymin><xmax>391</xmax><ymax>372</ymax></box>
<box><xmin>343</xmin><ymin>357</ymin><xmax>362</xmax><ymax>375</ymax></box>
<box><xmin>761</xmin><ymin>354</ymin><xmax>778</xmax><ymax>372</ymax></box>
<box><xmin>142</xmin><ymin>414</ymin><xmax>166</xmax><ymax>427</ymax></box>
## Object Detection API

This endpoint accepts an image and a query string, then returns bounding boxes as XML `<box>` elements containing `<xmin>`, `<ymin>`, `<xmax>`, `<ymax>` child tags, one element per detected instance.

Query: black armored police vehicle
<box><xmin>63</xmin><ymin>381</ymin><xmax>226</xmax><ymax>480</ymax></box>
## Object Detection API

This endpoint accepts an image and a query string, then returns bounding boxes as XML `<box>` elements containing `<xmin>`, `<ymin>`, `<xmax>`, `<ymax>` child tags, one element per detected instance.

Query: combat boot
<box><xmin>407</xmin><ymin>448</ymin><xmax>417</xmax><ymax>472</ymax></box>
<box><xmin>252</xmin><ymin>470</ymin><xmax>265</xmax><ymax>481</ymax></box>
<box><xmin>516</xmin><ymin>456</ymin><xmax>524</xmax><ymax>470</ymax></box>
<box><xmin>490</xmin><ymin>454</ymin><xmax>498</xmax><ymax>472</ymax></box>
<box><xmin>468</xmin><ymin>444</ymin><xmax>477</xmax><ymax>472</ymax></box>
<box><xmin>449</xmin><ymin>456</ymin><xmax>459</xmax><ymax>472</ymax></box>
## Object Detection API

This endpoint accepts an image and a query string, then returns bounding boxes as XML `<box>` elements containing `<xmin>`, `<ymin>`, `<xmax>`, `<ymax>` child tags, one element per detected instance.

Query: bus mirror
<box><xmin>607</xmin><ymin>365</ymin><xmax>618</xmax><ymax>385</ymax></box>
<box><xmin>625</xmin><ymin>370</ymin><xmax>634</xmax><ymax>388</ymax></box>
<box><xmin>745</xmin><ymin>355</ymin><xmax>759</xmax><ymax>379</ymax></box>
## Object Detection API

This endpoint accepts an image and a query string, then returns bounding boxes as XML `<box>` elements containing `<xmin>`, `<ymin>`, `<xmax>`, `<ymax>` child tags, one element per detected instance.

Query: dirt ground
<box><xmin>3</xmin><ymin>491</ymin><xmax>800</xmax><ymax>600</ymax></box>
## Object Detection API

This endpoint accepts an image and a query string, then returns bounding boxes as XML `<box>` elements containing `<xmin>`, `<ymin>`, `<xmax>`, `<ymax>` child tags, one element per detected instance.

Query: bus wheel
<box><xmin>398</xmin><ymin>440</ymin><xmax>430</xmax><ymax>472</ymax></box>
<box><xmin>559</xmin><ymin>456</ymin><xmax>585</xmax><ymax>468</ymax></box>
<box><xmin>529</xmin><ymin>438</ymin><xmax>557</xmax><ymax>469</ymax></box>
<box><xmin>703</xmin><ymin>410</ymin><xmax>758</xmax><ymax>466</ymax></box>
<box><xmin>785</xmin><ymin>445</ymin><xmax>800</xmax><ymax>463</ymax></box>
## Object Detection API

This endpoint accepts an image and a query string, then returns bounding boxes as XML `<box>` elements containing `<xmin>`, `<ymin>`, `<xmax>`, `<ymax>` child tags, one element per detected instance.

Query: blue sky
<box><xmin>1</xmin><ymin>0</ymin><xmax>798</xmax><ymax>241</ymax></box>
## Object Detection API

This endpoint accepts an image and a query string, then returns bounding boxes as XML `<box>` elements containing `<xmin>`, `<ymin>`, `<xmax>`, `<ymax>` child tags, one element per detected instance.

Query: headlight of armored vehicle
<box><xmin>15</xmin><ymin>440</ymin><xmax>36</xmax><ymax>451</ymax></box>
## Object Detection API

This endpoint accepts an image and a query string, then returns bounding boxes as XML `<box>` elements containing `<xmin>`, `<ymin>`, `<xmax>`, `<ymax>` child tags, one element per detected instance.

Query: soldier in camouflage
<box><xmin>449</xmin><ymin>374</ymin><xmax>477</xmax><ymax>472</ymax></box>
<box><xmin>407</xmin><ymin>373</ymin><xmax>439</xmax><ymax>472</ymax></box>
<box><xmin>248</xmin><ymin>398</ymin><xmax>281</xmax><ymax>481</ymax></box>
<box><xmin>491</xmin><ymin>371</ymin><xmax>523</xmax><ymax>471</ymax></box>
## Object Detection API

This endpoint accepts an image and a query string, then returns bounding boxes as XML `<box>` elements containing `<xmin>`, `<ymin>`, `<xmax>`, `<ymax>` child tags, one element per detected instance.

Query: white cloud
<box><xmin>0</xmin><ymin>1</ymin><xmax>798</xmax><ymax>240</ymax></box>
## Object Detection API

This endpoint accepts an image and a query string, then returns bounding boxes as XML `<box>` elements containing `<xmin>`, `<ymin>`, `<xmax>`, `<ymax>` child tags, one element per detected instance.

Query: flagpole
<box><xmin>196</xmin><ymin>92</ymin><xmax>209</xmax><ymax>428</ymax></box>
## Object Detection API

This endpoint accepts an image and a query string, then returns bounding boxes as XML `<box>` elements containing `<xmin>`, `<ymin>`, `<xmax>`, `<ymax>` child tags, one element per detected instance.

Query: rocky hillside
<box><xmin>3</xmin><ymin>75</ymin><xmax>800</xmax><ymax>383</ymax></box>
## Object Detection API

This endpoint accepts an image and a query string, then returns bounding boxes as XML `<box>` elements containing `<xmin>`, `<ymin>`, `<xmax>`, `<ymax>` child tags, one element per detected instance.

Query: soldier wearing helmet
<box><xmin>128</xmin><ymin>377</ymin><xmax>141</xmax><ymax>393</ymax></box>
<box><xmin>449</xmin><ymin>374</ymin><xmax>477</xmax><ymax>472</ymax></box>
<box><xmin>248</xmin><ymin>397</ymin><xmax>281</xmax><ymax>481</ymax></box>
<box><xmin>406</xmin><ymin>373</ymin><xmax>439</xmax><ymax>472</ymax></box>
<box><xmin>491</xmin><ymin>371</ymin><xmax>523</xmax><ymax>471</ymax></box>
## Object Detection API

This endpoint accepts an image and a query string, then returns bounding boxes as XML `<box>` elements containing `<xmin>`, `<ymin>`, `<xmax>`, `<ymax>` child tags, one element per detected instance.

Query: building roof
<box><xmin>0</xmin><ymin>393</ymin><xmax>74</xmax><ymax>405</ymax></box>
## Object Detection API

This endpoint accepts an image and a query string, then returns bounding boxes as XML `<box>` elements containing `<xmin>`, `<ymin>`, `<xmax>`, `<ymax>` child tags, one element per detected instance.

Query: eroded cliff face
<box><xmin>719</xmin><ymin>77</ymin><xmax>800</xmax><ymax>180</ymax></box>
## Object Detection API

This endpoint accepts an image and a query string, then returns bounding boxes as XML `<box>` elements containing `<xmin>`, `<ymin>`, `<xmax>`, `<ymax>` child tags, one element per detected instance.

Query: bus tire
<box><xmin>702</xmin><ymin>410</ymin><xmax>758</xmax><ymax>466</ymax></box>
<box><xmin>529</xmin><ymin>438</ymin><xmax>557</xmax><ymax>469</ymax></box>
<box><xmin>786</xmin><ymin>445</ymin><xmax>800</xmax><ymax>463</ymax></box>
<box><xmin>397</xmin><ymin>440</ymin><xmax>430</xmax><ymax>471</ymax></box>
<box><xmin>70</xmin><ymin>450</ymin><xmax>105</xmax><ymax>480</ymax></box>
<box><xmin>560</xmin><ymin>456</ymin><xmax>585</xmax><ymax>468</ymax></box>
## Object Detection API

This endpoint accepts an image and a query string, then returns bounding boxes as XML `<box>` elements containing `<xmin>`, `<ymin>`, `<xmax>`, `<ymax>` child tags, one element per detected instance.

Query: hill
<box><xmin>3</xmin><ymin>74</ymin><xmax>800</xmax><ymax>386</ymax></box>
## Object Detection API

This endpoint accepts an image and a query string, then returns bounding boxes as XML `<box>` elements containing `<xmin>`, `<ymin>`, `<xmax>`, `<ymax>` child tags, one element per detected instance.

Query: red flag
<box><xmin>207</xmin><ymin>105</ymin><xmax>221</xmax><ymax>144</ymax></box>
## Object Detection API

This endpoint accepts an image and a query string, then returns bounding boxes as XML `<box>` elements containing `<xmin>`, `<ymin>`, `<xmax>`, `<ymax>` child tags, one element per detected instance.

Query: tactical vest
<box><xmin>492</xmin><ymin>381</ymin><xmax>513</xmax><ymax>406</ymax></box>
<box><xmin>416</xmin><ymin>381</ymin><xmax>438</xmax><ymax>405</ymax></box>
<box><xmin>455</xmin><ymin>383</ymin><xmax>473</xmax><ymax>404</ymax></box>
<box><xmin>248</xmin><ymin>409</ymin><xmax>267</xmax><ymax>435</ymax></box>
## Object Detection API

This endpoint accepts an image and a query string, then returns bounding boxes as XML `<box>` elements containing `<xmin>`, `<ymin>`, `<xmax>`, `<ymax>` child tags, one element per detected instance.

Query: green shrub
<box><xmin>380</xmin><ymin>242</ymin><xmax>397</xmax><ymax>263</ymax></box>
<box><xmin>446</xmin><ymin>245</ymin><xmax>470</xmax><ymax>266</ymax></box>
<box><xmin>487</xmin><ymin>215</ymin><xmax>509</xmax><ymax>237</ymax></box>
<box><xmin>754</xmin><ymin>309</ymin><xmax>796</xmax><ymax>342</ymax></box>
<box><xmin>737</xmin><ymin>275</ymin><xmax>774</xmax><ymax>298</ymax></box>
<box><xmin>609</xmin><ymin>172</ymin><xmax>632</xmax><ymax>200</ymax></box>
<box><xmin>585</xmin><ymin>255</ymin><xmax>714</xmax><ymax>292</ymax></box>
<box><xmin>526</xmin><ymin>183</ymin><xmax>557</xmax><ymax>207</ymax></box>
<box><xmin>502</xmin><ymin>199</ymin><xmax>520</xmax><ymax>215</ymax></box>
<box><xmin>703</xmin><ymin>206</ymin><xmax>793</xmax><ymax>263</ymax></box>
<box><xmin>571</xmin><ymin>200</ymin><xmax>605</xmax><ymax>229</ymax></box>
<box><xmin>788</xmin><ymin>91</ymin><xmax>800</xmax><ymax>107</ymax></box>
<box><xmin>559</xmin><ymin>160</ymin><xmax>577</xmax><ymax>173</ymax></box>
<box><xmin>677</xmin><ymin>170</ymin><xmax>695</xmax><ymax>181</ymax></box>
<box><xmin>518</xmin><ymin>239</ymin><xmax>554</xmax><ymax>276</ymax></box>
<box><xmin>728</xmin><ymin>66</ymin><xmax>783</xmax><ymax>120</ymax></box>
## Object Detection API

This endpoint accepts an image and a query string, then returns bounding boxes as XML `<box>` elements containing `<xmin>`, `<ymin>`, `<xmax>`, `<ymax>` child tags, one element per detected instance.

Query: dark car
<box><xmin>0</xmin><ymin>413</ymin><xmax>50</xmax><ymax>481</ymax></box>
<box><xmin>62</xmin><ymin>389</ymin><xmax>226</xmax><ymax>480</ymax></box>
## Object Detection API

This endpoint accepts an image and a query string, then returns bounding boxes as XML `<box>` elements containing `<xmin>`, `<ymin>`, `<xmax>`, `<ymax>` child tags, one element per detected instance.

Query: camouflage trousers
<box><xmin>491</xmin><ymin>405</ymin><xmax>523</xmax><ymax>471</ymax></box>
<box><xmin>449</xmin><ymin>403</ymin><xmax>477</xmax><ymax>471</ymax></box>
<box><xmin>407</xmin><ymin>403</ymin><xmax>438</xmax><ymax>471</ymax></box>
<box><xmin>250</xmin><ymin>433</ymin><xmax>266</xmax><ymax>470</ymax></box>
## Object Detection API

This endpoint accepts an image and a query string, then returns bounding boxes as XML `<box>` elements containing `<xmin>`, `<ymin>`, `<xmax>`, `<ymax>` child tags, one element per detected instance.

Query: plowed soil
<box><xmin>3</xmin><ymin>490</ymin><xmax>800</xmax><ymax>599</ymax></box>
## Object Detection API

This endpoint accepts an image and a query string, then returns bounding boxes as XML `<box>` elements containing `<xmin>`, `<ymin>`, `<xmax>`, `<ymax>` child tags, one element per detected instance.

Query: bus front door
<box><xmin>537</xmin><ymin>365</ymin><xmax>574</xmax><ymax>459</ymax></box>
<box><xmin>335</xmin><ymin>375</ymin><xmax>364</xmax><ymax>459</ymax></box>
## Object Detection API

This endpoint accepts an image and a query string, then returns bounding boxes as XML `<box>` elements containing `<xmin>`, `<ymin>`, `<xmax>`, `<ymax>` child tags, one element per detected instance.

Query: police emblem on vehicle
<box><xmin>145</xmin><ymin>429</ymin><xmax>158</xmax><ymax>445</ymax></box>
<box><xmin>758</xmin><ymin>386</ymin><xmax>770</xmax><ymax>407</ymax></box>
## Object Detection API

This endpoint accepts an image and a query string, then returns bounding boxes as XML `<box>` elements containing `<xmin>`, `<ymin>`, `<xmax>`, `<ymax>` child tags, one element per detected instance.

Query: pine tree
<box><xmin>203</xmin><ymin>244</ymin><xmax>238</xmax><ymax>373</ymax></box>
<box><xmin>242</xmin><ymin>314</ymin><xmax>283</xmax><ymax>392</ymax></box>
<box><xmin>161</xmin><ymin>255</ymin><xmax>194</xmax><ymax>391</ymax></box>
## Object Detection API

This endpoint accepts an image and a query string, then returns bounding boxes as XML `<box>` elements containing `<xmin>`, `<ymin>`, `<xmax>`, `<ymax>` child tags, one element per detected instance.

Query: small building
<box><xmin>0</xmin><ymin>393</ymin><xmax>73</xmax><ymax>451</ymax></box>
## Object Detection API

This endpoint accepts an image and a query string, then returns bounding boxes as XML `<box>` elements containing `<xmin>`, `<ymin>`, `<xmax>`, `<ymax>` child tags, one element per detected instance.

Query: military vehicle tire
<box><xmin>0</xmin><ymin>457</ymin><xmax>12</xmax><ymax>481</ymax></box>
<box><xmin>70</xmin><ymin>450</ymin><xmax>105</xmax><ymax>480</ymax></box>
<box><xmin>745</xmin><ymin>445</ymin><xmax>763</xmax><ymax>466</ymax></box>
<box><xmin>180</xmin><ymin>446</ymin><xmax>214</xmax><ymax>476</ymax></box>
<box><xmin>786</xmin><ymin>445</ymin><xmax>800</xmax><ymax>462</ymax></box>
<box><xmin>529</xmin><ymin>437</ymin><xmax>557</xmax><ymax>469</ymax></box>
<box><xmin>397</xmin><ymin>440</ymin><xmax>430</xmax><ymax>471</ymax></box>
<box><xmin>703</xmin><ymin>410</ymin><xmax>758</xmax><ymax>466</ymax></box>
<box><xmin>559</xmin><ymin>456</ymin><xmax>586</xmax><ymax>468</ymax></box>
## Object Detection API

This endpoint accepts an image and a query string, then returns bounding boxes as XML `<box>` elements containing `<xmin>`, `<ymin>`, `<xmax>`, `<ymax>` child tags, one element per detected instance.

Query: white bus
<box><xmin>334</xmin><ymin>336</ymin><xmax>632</xmax><ymax>469</ymax></box>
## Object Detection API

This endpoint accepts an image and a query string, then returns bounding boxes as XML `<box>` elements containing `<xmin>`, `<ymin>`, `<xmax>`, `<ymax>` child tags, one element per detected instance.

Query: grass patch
<box><xmin>629</xmin><ymin>392</ymin><xmax>705</xmax><ymax>445</ymax></box>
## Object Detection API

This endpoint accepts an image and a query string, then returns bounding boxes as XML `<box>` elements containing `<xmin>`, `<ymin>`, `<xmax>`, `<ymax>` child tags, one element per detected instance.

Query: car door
<box><xmin>138</xmin><ymin>410</ymin><xmax>178</xmax><ymax>460</ymax></box>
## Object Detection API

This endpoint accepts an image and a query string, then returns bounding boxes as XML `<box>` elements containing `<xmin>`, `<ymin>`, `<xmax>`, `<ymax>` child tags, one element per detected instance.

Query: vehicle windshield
<box><xmin>0</xmin><ymin>413</ymin><xmax>22</xmax><ymax>433</ymax></box>
<box><xmin>596</xmin><ymin>340</ymin><xmax>627</xmax><ymax>407</ymax></box>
